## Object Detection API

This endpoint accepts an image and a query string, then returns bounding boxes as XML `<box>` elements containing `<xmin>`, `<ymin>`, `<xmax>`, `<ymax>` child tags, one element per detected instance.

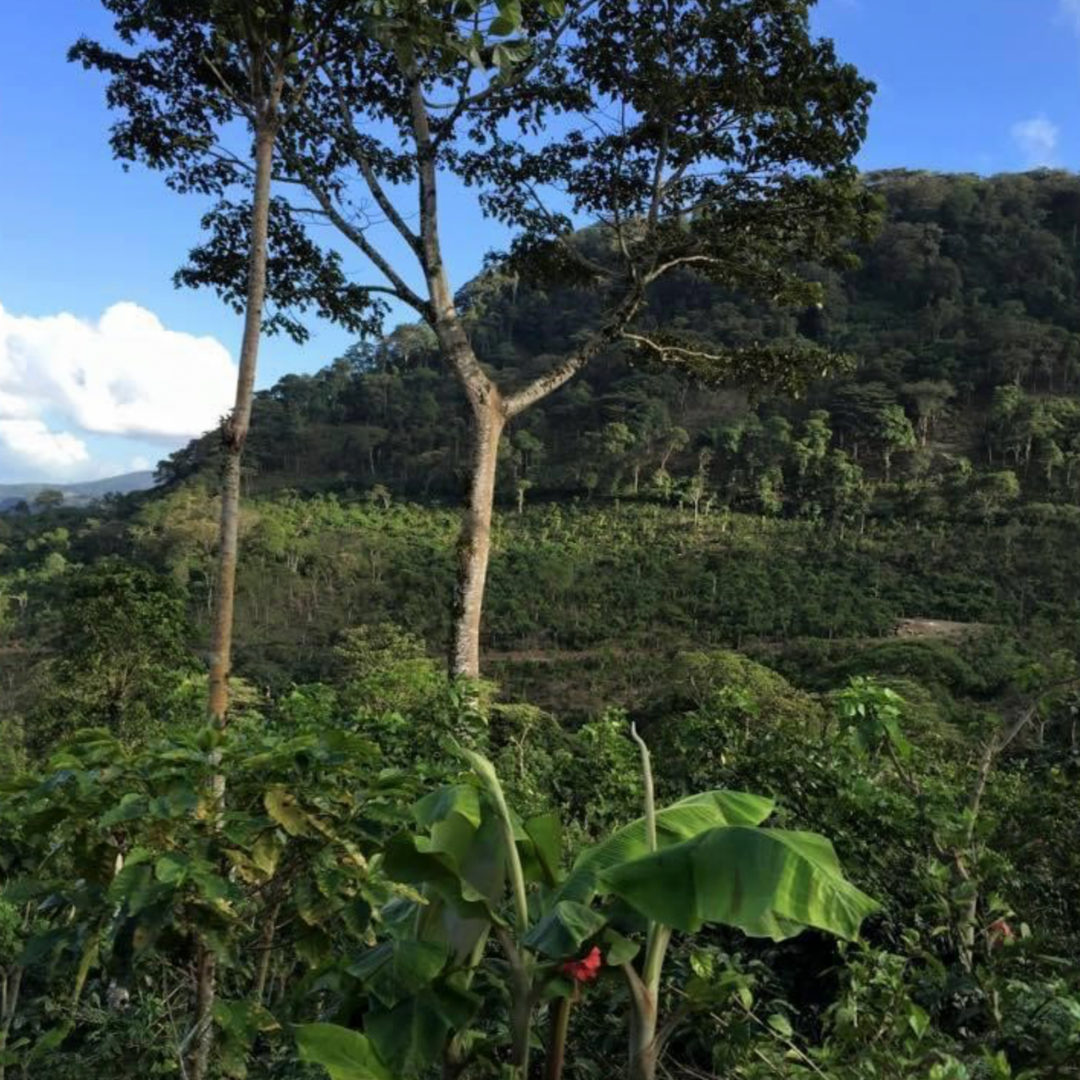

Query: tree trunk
<box><xmin>206</xmin><ymin>124</ymin><xmax>275</xmax><ymax>726</ymax></box>
<box><xmin>452</xmin><ymin>399</ymin><xmax>505</xmax><ymax>677</ymax></box>
<box><xmin>405</xmin><ymin>75</ymin><xmax>643</xmax><ymax>680</ymax></box>
<box><xmin>191</xmin><ymin>120</ymin><xmax>277</xmax><ymax>1080</ymax></box>
<box><xmin>253</xmin><ymin>902</ymin><xmax>281</xmax><ymax>1005</ymax></box>
<box><xmin>187</xmin><ymin>947</ymin><xmax>218</xmax><ymax>1080</ymax></box>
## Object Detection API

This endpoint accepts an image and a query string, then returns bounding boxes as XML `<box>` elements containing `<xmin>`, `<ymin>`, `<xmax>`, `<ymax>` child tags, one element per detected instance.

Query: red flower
<box><xmin>988</xmin><ymin>919</ymin><xmax>1015</xmax><ymax>947</ymax></box>
<box><xmin>561</xmin><ymin>946</ymin><xmax>603</xmax><ymax>983</ymax></box>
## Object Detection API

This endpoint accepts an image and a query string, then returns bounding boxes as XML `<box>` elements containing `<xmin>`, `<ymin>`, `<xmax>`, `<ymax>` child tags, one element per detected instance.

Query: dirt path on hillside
<box><xmin>485</xmin><ymin>646</ymin><xmax>653</xmax><ymax>664</ymax></box>
<box><xmin>894</xmin><ymin>618</ymin><xmax>993</xmax><ymax>642</ymax></box>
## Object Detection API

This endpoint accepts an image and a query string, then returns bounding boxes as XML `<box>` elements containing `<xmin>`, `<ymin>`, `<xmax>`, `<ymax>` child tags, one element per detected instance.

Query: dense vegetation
<box><xmin>7</xmin><ymin>0</ymin><xmax>1080</xmax><ymax>1064</ymax></box>
<box><xmin>3</xmin><ymin>165</ymin><xmax>1080</xmax><ymax>1078</ymax></box>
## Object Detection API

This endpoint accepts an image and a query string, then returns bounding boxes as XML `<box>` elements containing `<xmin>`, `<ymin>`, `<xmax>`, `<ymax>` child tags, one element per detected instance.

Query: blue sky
<box><xmin>0</xmin><ymin>0</ymin><xmax>1077</xmax><ymax>482</ymax></box>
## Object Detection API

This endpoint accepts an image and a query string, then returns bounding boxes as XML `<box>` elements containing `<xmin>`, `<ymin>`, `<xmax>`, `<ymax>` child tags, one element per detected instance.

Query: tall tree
<box><xmin>181</xmin><ymin>0</ymin><xmax>877</xmax><ymax>677</ymax></box>
<box><xmin>72</xmin><ymin>0</ymin><xmax>375</xmax><ymax>726</ymax></box>
<box><xmin>71</xmin><ymin>5</ymin><xmax>368</xmax><ymax>1076</ymax></box>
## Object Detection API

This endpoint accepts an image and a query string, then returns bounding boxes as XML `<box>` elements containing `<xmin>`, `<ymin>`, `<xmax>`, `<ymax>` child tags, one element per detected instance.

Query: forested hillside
<box><xmin>160</xmin><ymin>169</ymin><xmax>1080</xmax><ymax>525</ymax></box>
<box><xmin>3</xmin><ymin>166</ymin><xmax>1080</xmax><ymax>1078</ymax></box>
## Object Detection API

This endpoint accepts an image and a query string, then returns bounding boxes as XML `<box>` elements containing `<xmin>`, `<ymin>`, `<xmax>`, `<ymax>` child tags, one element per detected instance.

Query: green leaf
<box><xmin>523</xmin><ymin>900</ymin><xmax>607</xmax><ymax>958</ymax></box>
<box><xmin>295</xmin><ymin>1023</ymin><xmax>392</xmax><ymax>1080</ymax></box>
<box><xmin>432</xmin><ymin>815</ymin><xmax>507</xmax><ymax>962</ymax></box>
<box><xmin>382</xmin><ymin>830</ymin><xmax>492</xmax><ymax>917</ymax></box>
<box><xmin>603</xmin><ymin>826</ymin><xmax>878</xmax><ymax>941</ymax></box>
<box><xmin>414</xmin><ymin>784</ymin><xmax>481</xmax><ymax>830</ymax></box>
<box><xmin>908</xmin><ymin>1003</ymin><xmax>930</xmax><ymax>1040</ymax></box>
<box><xmin>349</xmin><ymin>940</ymin><xmax>450</xmax><ymax>1007</ymax></box>
<box><xmin>426</xmin><ymin>811</ymin><xmax>482</xmax><ymax>870</ymax></box>
<box><xmin>18</xmin><ymin>928</ymin><xmax>70</xmax><ymax>966</ymax></box>
<box><xmin>100</xmin><ymin>792</ymin><xmax>150</xmax><ymax>827</ymax></box>
<box><xmin>428</xmin><ymin>975</ymin><xmax>482</xmax><ymax>1028</ymax></box>
<box><xmin>524</xmin><ymin>812</ymin><xmax>563</xmax><ymax>885</ymax></box>
<box><xmin>491</xmin><ymin>38</ymin><xmax>532</xmax><ymax>69</ymax></box>
<box><xmin>601</xmin><ymin>928</ymin><xmax>640</xmax><ymax>966</ymax></box>
<box><xmin>386</xmin><ymin>814</ymin><xmax>503</xmax><ymax>965</ymax></box>
<box><xmin>458</xmin><ymin>747</ymin><xmax>523</xmax><ymax>904</ymax></box>
<box><xmin>215</xmin><ymin>998</ymin><xmax>279</xmax><ymax>1039</ymax></box>
<box><xmin>191</xmin><ymin>866</ymin><xmax>235</xmax><ymax>905</ymax></box>
<box><xmin>489</xmin><ymin>0</ymin><xmax>521</xmax><ymax>35</ymax></box>
<box><xmin>557</xmin><ymin>790</ymin><xmax>774</xmax><ymax>904</ymax></box>
<box><xmin>265</xmin><ymin>787</ymin><xmax>308</xmax><ymax>836</ymax></box>
<box><xmin>365</xmin><ymin>984</ymin><xmax>477</xmax><ymax>1078</ymax></box>
<box><xmin>768</xmin><ymin>1014</ymin><xmax>794</xmax><ymax>1038</ymax></box>
<box><xmin>882</xmin><ymin>715</ymin><xmax>913</xmax><ymax>760</ymax></box>
<box><xmin>342</xmin><ymin>897</ymin><xmax>373</xmax><ymax>938</ymax></box>
<box><xmin>295</xmin><ymin>925</ymin><xmax>333</xmax><ymax>967</ymax></box>
<box><xmin>251</xmin><ymin>832</ymin><xmax>282</xmax><ymax>876</ymax></box>
<box><xmin>108</xmin><ymin>862</ymin><xmax>163</xmax><ymax>915</ymax></box>
<box><xmin>155</xmin><ymin>852</ymin><xmax>190</xmax><ymax>885</ymax></box>
<box><xmin>28</xmin><ymin>1025</ymin><xmax>71</xmax><ymax>1059</ymax></box>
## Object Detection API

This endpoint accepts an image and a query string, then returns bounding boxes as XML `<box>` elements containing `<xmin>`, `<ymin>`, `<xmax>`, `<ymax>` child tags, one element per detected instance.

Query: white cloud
<box><xmin>0</xmin><ymin>420</ymin><xmax>88</xmax><ymax>471</ymax></box>
<box><xmin>1010</xmin><ymin>116</ymin><xmax>1059</xmax><ymax>168</ymax></box>
<box><xmin>0</xmin><ymin>300</ymin><xmax>236</xmax><ymax>477</ymax></box>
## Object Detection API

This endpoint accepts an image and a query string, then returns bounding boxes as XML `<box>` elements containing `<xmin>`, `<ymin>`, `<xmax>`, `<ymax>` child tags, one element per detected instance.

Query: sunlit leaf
<box><xmin>523</xmin><ymin>812</ymin><xmax>563</xmax><ymax>885</ymax></box>
<box><xmin>265</xmin><ymin>787</ymin><xmax>308</xmax><ymax>836</ymax></box>
<box><xmin>604</xmin><ymin>826</ymin><xmax>878</xmax><ymax>941</ymax></box>
<box><xmin>557</xmin><ymin>790</ymin><xmax>774</xmax><ymax>904</ymax></box>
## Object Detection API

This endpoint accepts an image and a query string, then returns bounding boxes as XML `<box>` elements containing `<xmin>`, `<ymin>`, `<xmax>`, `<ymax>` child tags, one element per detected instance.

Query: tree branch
<box><xmin>199</xmin><ymin>52</ymin><xmax>256</xmax><ymax>123</ymax></box>
<box><xmin>518</xmin><ymin>178</ymin><xmax>617</xmax><ymax>281</ymax></box>
<box><xmin>644</xmin><ymin>254</ymin><xmax>725</xmax><ymax>283</ymax></box>
<box><xmin>299</xmin><ymin>169</ymin><xmax>430</xmax><ymax>316</ymax></box>
<box><xmin>328</xmin><ymin>78</ymin><xmax>423</xmax><ymax>255</ymax></box>
<box><xmin>620</xmin><ymin>331</ymin><xmax>727</xmax><ymax>367</ymax></box>
<box><xmin>505</xmin><ymin>288</ymin><xmax>643</xmax><ymax>416</ymax></box>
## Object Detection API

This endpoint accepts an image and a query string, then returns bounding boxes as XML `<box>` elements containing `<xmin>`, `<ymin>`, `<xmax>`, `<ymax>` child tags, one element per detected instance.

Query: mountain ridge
<box><xmin>155</xmin><ymin>168</ymin><xmax>1080</xmax><ymax>524</ymax></box>
<box><xmin>0</xmin><ymin>470</ymin><xmax>156</xmax><ymax>511</ymax></box>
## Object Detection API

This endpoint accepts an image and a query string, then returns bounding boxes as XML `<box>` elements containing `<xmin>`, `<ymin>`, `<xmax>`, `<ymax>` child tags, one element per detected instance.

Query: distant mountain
<box><xmin>0</xmin><ymin>471</ymin><xmax>157</xmax><ymax>511</ymax></box>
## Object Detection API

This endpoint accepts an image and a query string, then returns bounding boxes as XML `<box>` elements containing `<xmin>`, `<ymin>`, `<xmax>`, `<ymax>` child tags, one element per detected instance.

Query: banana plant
<box><xmin>297</xmin><ymin>729</ymin><xmax>878</xmax><ymax>1080</ymax></box>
